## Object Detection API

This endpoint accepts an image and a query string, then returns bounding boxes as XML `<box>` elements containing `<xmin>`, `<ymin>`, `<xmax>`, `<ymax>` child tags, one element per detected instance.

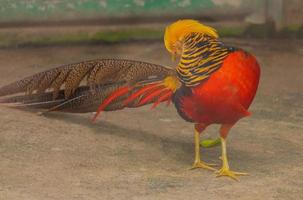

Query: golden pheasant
<box><xmin>0</xmin><ymin>19</ymin><xmax>260</xmax><ymax>180</ymax></box>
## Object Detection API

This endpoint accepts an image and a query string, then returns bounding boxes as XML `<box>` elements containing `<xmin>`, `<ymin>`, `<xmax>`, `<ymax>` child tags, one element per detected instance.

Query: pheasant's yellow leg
<box><xmin>190</xmin><ymin>128</ymin><xmax>216</xmax><ymax>171</ymax></box>
<box><xmin>216</xmin><ymin>137</ymin><xmax>248</xmax><ymax>181</ymax></box>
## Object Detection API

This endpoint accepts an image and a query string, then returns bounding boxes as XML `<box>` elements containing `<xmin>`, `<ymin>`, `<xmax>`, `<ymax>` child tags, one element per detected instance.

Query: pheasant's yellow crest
<box><xmin>164</xmin><ymin>19</ymin><xmax>218</xmax><ymax>54</ymax></box>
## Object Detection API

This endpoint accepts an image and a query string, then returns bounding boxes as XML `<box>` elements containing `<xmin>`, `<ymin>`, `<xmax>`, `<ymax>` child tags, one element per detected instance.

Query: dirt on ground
<box><xmin>0</xmin><ymin>39</ymin><xmax>302</xmax><ymax>200</ymax></box>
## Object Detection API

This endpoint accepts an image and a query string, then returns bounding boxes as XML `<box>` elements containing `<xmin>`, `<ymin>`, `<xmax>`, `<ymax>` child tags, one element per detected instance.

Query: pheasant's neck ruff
<box><xmin>176</xmin><ymin>33</ymin><xmax>233</xmax><ymax>87</ymax></box>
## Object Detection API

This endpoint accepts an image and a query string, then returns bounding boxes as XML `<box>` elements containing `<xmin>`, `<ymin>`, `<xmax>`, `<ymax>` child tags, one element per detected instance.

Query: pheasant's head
<box><xmin>164</xmin><ymin>19</ymin><xmax>218</xmax><ymax>60</ymax></box>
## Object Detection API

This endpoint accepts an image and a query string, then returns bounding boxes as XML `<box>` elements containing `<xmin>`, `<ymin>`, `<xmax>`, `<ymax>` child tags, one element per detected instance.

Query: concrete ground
<box><xmin>0</xmin><ymin>39</ymin><xmax>302</xmax><ymax>200</ymax></box>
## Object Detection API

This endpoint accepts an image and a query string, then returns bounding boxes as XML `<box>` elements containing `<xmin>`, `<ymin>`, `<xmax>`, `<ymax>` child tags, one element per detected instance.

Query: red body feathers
<box><xmin>179</xmin><ymin>50</ymin><xmax>260</xmax><ymax>126</ymax></box>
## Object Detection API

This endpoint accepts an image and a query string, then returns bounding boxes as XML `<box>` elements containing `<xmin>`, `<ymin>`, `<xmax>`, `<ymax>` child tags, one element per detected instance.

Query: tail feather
<box><xmin>151</xmin><ymin>90</ymin><xmax>173</xmax><ymax>109</ymax></box>
<box><xmin>0</xmin><ymin>59</ymin><xmax>177</xmax><ymax>117</ymax></box>
<box><xmin>92</xmin><ymin>86</ymin><xmax>130</xmax><ymax>122</ymax></box>
<box><xmin>123</xmin><ymin>83</ymin><xmax>161</xmax><ymax>106</ymax></box>
<box><xmin>137</xmin><ymin>87</ymin><xmax>167</xmax><ymax>106</ymax></box>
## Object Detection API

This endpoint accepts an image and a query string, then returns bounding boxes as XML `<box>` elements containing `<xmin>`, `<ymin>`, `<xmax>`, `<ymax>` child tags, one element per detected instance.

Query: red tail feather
<box><xmin>92</xmin><ymin>86</ymin><xmax>130</xmax><ymax>122</ymax></box>
<box><xmin>151</xmin><ymin>90</ymin><xmax>173</xmax><ymax>109</ymax></box>
<box><xmin>137</xmin><ymin>87</ymin><xmax>167</xmax><ymax>106</ymax></box>
<box><xmin>123</xmin><ymin>83</ymin><xmax>162</xmax><ymax>106</ymax></box>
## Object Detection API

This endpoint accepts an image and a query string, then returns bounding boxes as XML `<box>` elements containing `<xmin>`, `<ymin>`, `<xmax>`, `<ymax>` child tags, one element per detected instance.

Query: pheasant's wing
<box><xmin>0</xmin><ymin>59</ymin><xmax>180</xmax><ymax>120</ymax></box>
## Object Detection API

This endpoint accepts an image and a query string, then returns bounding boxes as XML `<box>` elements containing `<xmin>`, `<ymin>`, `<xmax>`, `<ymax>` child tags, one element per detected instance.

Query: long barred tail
<box><xmin>0</xmin><ymin>59</ymin><xmax>178</xmax><ymax>119</ymax></box>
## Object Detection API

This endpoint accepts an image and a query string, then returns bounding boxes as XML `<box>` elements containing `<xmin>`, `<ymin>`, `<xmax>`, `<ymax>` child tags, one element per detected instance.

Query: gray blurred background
<box><xmin>0</xmin><ymin>0</ymin><xmax>302</xmax><ymax>47</ymax></box>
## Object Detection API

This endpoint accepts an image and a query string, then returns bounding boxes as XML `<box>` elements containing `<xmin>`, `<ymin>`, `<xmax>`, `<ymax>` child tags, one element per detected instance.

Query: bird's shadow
<box><xmin>41</xmin><ymin>111</ymin><xmax>261</xmax><ymax>168</ymax></box>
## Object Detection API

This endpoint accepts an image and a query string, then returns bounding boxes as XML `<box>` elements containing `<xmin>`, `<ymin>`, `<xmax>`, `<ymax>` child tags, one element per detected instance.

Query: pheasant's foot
<box><xmin>190</xmin><ymin>161</ymin><xmax>217</xmax><ymax>171</ymax></box>
<box><xmin>215</xmin><ymin>167</ymin><xmax>248</xmax><ymax>181</ymax></box>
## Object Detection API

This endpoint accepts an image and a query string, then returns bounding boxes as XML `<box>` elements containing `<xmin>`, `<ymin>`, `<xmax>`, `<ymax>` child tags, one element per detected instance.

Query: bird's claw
<box><xmin>190</xmin><ymin>161</ymin><xmax>217</xmax><ymax>171</ymax></box>
<box><xmin>215</xmin><ymin>167</ymin><xmax>248</xmax><ymax>181</ymax></box>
